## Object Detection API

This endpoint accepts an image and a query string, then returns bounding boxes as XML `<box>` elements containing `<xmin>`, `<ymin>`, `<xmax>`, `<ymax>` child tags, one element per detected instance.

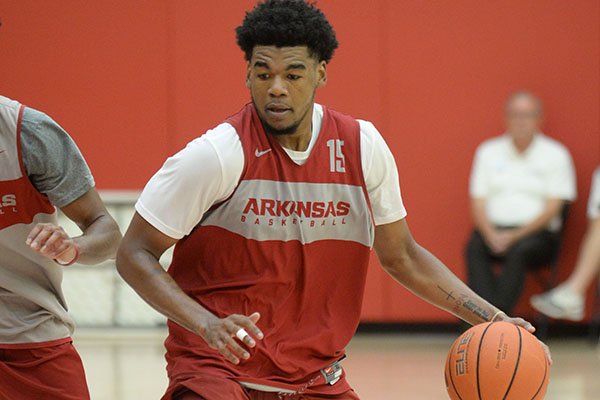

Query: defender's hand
<box><xmin>199</xmin><ymin>312</ymin><xmax>264</xmax><ymax>365</ymax></box>
<box><xmin>497</xmin><ymin>313</ymin><xmax>553</xmax><ymax>365</ymax></box>
<box><xmin>26</xmin><ymin>223</ymin><xmax>77</xmax><ymax>264</ymax></box>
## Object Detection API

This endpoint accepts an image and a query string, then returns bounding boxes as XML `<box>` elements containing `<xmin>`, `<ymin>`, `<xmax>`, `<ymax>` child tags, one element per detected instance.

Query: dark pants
<box><xmin>466</xmin><ymin>229</ymin><xmax>559</xmax><ymax>314</ymax></box>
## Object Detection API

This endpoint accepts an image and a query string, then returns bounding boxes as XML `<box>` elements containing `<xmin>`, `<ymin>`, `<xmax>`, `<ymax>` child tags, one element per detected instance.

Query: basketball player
<box><xmin>0</xmin><ymin>95</ymin><xmax>121</xmax><ymax>400</ymax></box>
<box><xmin>117</xmin><ymin>1</ymin><xmax>550</xmax><ymax>399</ymax></box>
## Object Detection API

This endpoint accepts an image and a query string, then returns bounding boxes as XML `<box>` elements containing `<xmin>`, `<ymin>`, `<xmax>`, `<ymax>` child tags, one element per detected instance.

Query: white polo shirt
<box><xmin>588</xmin><ymin>167</ymin><xmax>600</xmax><ymax>219</ymax></box>
<box><xmin>469</xmin><ymin>133</ymin><xmax>576</xmax><ymax>230</ymax></box>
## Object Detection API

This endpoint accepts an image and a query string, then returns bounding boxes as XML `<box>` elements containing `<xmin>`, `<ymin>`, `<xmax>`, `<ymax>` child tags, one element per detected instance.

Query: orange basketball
<box><xmin>445</xmin><ymin>321</ymin><xmax>549</xmax><ymax>400</ymax></box>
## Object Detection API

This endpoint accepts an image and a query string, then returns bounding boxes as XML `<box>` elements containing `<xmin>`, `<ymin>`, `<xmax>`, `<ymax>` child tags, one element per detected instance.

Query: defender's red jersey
<box><xmin>164</xmin><ymin>103</ymin><xmax>375</xmax><ymax>396</ymax></box>
<box><xmin>0</xmin><ymin>96</ymin><xmax>74</xmax><ymax>346</ymax></box>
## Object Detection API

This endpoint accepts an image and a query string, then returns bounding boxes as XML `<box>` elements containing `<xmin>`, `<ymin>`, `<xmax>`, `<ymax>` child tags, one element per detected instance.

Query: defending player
<box><xmin>116</xmin><ymin>1</ymin><xmax>550</xmax><ymax>399</ymax></box>
<box><xmin>0</xmin><ymin>95</ymin><xmax>121</xmax><ymax>400</ymax></box>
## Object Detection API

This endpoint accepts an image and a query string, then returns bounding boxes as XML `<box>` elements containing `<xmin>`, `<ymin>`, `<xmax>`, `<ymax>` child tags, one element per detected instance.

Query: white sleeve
<box><xmin>469</xmin><ymin>144</ymin><xmax>489</xmax><ymax>199</ymax></box>
<box><xmin>359</xmin><ymin>120</ymin><xmax>407</xmax><ymax>225</ymax></box>
<box><xmin>588</xmin><ymin>167</ymin><xmax>600</xmax><ymax>219</ymax></box>
<box><xmin>135</xmin><ymin>123</ymin><xmax>244</xmax><ymax>239</ymax></box>
<box><xmin>544</xmin><ymin>146</ymin><xmax>577</xmax><ymax>201</ymax></box>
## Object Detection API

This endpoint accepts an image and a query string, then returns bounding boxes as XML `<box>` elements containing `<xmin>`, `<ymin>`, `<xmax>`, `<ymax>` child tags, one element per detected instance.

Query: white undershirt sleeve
<box><xmin>135</xmin><ymin>123</ymin><xmax>244</xmax><ymax>239</ymax></box>
<box><xmin>359</xmin><ymin>120</ymin><xmax>407</xmax><ymax>225</ymax></box>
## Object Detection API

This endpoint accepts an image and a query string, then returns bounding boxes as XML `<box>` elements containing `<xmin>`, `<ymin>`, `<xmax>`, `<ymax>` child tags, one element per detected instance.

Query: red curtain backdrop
<box><xmin>1</xmin><ymin>0</ymin><xmax>599</xmax><ymax>322</ymax></box>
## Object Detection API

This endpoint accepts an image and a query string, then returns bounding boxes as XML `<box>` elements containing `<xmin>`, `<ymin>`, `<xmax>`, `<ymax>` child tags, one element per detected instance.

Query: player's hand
<box><xmin>199</xmin><ymin>312</ymin><xmax>264</xmax><ymax>365</ymax></box>
<box><xmin>26</xmin><ymin>223</ymin><xmax>77</xmax><ymax>264</ymax></box>
<box><xmin>497</xmin><ymin>314</ymin><xmax>553</xmax><ymax>365</ymax></box>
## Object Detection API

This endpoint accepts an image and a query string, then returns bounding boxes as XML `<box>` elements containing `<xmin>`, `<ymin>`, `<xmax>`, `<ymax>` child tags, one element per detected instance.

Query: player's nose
<box><xmin>268</xmin><ymin>76</ymin><xmax>288</xmax><ymax>97</ymax></box>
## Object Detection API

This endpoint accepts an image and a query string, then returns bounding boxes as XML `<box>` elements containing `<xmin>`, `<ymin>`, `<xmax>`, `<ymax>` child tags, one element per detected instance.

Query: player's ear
<box><xmin>245</xmin><ymin>63</ymin><xmax>252</xmax><ymax>89</ymax></box>
<box><xmin>317</xmin><ymin>61</ymin><xmax>327</xmax><ymax>88</ymax></box>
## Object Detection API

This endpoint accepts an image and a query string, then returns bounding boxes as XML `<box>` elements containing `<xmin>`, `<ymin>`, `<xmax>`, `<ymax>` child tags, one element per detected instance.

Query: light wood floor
<box><xmin>73</xmin><ymin>329</ymin><xmax>600</xmax><ymax>399</ymax></box>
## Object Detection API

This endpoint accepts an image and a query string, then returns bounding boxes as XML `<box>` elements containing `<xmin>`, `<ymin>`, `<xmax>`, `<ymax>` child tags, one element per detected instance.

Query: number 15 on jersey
<box><xmin>327</xmin><ymin>139</ymin><xmax>346</xmax><ymax>173</ymax></box>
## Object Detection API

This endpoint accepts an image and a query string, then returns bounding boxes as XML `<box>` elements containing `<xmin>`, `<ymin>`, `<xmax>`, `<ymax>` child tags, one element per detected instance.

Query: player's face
<box><xmin>246</xmin><ymin>46</ymin><xmax>327</xmax><ymax>136</ymax></box>
<box><xmin>505</xmin><ymin>98</ymin><xmax>542</xmax><ymax>140</ymax></box>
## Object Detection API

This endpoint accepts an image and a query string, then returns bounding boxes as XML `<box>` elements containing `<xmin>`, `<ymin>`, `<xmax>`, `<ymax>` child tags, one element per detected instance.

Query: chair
<box><xmin>530</xmin><ymin>204</ymin><xmax>571</xmax><ymax>341</ymax></box>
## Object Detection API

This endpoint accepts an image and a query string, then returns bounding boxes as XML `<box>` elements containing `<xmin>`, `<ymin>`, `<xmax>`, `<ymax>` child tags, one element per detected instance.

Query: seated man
<box><xmin>466</xmin><ymin>91</ymin><xmax>576</xmax><ymax>314</ymax></box>
<box><xmin>531</xmin><ymin>166</ymin><xmax>600</xmax><ymax>320</ymax></box>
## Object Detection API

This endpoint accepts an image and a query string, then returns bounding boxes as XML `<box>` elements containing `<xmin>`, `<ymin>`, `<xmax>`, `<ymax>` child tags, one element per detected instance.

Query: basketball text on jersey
<box><xmin>241</xmin><ymin>197</ymin><xmax>350</xmax><ymax>227</ymax></box>
<box><xmin>202</xmin><ymin>179</ymin><xmax>373</xmax><ymax>246</ymax></box>
<box><xmin>242</xmin><ymin>198</ymin><xmax>350</xmax><ymax>220</ymax></box>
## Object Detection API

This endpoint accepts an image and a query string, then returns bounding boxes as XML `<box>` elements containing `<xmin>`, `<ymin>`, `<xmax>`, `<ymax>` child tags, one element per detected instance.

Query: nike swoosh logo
<box><xmin>255</xmin><ymin>148</ymin><xmax>272</xmax><ymax>157</ymax></box>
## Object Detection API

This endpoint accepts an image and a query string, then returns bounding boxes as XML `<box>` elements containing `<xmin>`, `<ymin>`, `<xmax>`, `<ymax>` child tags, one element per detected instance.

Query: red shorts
<box><xmin>0</xmin><ymin>339</ymin><xmax>90</xmax><ymax>400</ymax></box>
<box><xmin>168</xmin><ymin>375</ymin><xmax>360</xmax><ymax>400</ymax></box>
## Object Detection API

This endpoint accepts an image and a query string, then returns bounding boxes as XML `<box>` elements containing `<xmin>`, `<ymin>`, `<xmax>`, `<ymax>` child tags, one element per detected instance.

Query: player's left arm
<box><xmin>362</xmin><ymin>120</ymin><xmax>549</xmax><ymax>360</ymax></box>
<box><xmin>373</xmin><ymin>218</ymin><xmax>552</xmax><ymax>363</ymax></box>
<box><xmin>26</xmin><ymin>189</ymin><xmax>121</xmax><ymax>265</ymax></box>
<box><xmin>374</xmin><ymin>218</ymin><xmax>510</xmax><ymax>326</ymax></box>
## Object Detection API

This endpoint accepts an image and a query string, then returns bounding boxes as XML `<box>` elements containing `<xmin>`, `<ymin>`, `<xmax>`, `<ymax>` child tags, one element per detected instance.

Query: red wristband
<box><xmin>54</xmin><ymin>242</ymin><xmax>80</xmax><ymax>266</ymax></box>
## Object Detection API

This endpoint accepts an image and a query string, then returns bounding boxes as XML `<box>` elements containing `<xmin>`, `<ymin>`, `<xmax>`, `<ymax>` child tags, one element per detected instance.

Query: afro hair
<box><xmin>236</xmin><ymin>0</ymin><xmax>339</xmax><ymax>63</ymax></box>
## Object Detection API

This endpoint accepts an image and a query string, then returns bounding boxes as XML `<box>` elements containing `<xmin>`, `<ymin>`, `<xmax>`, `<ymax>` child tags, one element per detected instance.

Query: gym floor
<box><xmin>75</xmin><ymin>329</ymin><xmax>600</xmax><ymax>399</ymax></box>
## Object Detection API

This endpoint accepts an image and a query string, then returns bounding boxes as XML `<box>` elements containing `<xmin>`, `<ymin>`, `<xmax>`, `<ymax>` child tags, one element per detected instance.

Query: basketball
<box><xmin>445</xmin><ymin>321</ymin><xmax>549</xmax><ymax>400</ymax></box>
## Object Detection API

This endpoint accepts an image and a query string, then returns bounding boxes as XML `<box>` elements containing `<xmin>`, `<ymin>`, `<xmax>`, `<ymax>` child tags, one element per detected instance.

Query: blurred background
<box><xmin>1</xmin><ymin>1</ymin><xmax>599</xmax><ymax>399</ymax></box>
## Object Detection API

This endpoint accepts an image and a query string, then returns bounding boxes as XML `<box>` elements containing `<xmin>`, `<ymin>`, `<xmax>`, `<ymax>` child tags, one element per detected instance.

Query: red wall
<box><xmin>1</xmin><ymin>1</ymin><xmax>599</xmax><ymax>323</ymax></box>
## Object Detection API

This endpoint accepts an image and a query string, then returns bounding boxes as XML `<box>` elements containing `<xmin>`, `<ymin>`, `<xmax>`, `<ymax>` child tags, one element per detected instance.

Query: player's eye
<box><xmin>257</xmin><ymin>73</ymin><xmax>270</xmax><ymax>80</ymax></box>
<box><xmin>287</xmin><ymin>74</ymin><xmax>301</xmax><ymax>81</ymax></box>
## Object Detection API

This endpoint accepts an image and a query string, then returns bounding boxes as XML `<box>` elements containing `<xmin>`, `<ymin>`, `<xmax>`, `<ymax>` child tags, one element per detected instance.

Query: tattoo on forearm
<box><xmin>437</xmin><ymin>285</ymin><xmax>456</xmax><ymax>301</ymax></box>
<box><xmin>461</xmin><ymin>299</ymin><xmax>491</xmax><ymax>321</ymax></box>
<box><xmin>438</xmin><ymin>286</ymin><xmax>491</xmax><ymax>321</ymax></box>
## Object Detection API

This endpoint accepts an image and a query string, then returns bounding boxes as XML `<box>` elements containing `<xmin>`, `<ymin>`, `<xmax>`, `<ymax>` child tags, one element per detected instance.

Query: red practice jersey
<box><xmin>0</xmin><ymin>96</ymin><xmax>74</xmax><ymax>346</ymax></box>
<box><xmin>164</xmin><ymin>103</ymin><xmax>375</xmax><ymax>396</ymax></box>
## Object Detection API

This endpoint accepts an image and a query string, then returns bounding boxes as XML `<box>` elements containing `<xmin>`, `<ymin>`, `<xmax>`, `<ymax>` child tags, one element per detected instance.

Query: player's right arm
<box><xmin>116</xmin><ymin>124</ymin><xmax>262</xmax><ymax>365</ymax></box>
<box><xmin>116</xmin><ymin>213</ymin><xmax>263</xmax><ymax>365</ymax></box>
